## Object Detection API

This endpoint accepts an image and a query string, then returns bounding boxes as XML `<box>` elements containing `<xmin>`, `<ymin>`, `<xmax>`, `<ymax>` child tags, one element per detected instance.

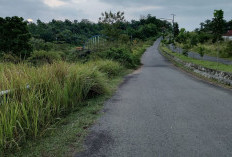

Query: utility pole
<box><xmin>159</xmin><ymin>14</ymin><xmax>176</xmax><ymax>42</ymax></box>
<box><xmin>171</xmin><ymin>14</ymin><xmax>176</xmax><ymax>40</ymax></box>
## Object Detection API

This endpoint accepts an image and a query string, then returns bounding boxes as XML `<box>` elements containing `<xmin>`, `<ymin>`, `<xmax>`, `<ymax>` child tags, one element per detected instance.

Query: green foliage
<box><xmin>132</xmin><ymin>42</ymin><xmax>150</xmax><ymax>64</ymax></box>
<box><xmin>173</xmin><ymin>22</ymin><xmax>180</xmax><ymax>38</ymax></box>
<box><xmin>182</xmin><ymin>44</ymin><xmax>190</xmax><ymax>56</ymax></box>
<box><xmin>0</xmin><ymin>61</ymin><xmax>112</xmax><ymax>153</ymax></box>
<box><xmin>189</xmin><ymin>33</ymin><xmax>199</xmax><ymax>47</ymax></box>
<box><xmin>0</xmin><ymin>16</ymin><xmax>32</xmax><ymax>58</ymax></box>
<box><xmin>26</xmin><ymin>14</ymin><xmax>171</xmax><ymax>51</ymax></box>
<box><xmin>136</xmin><ymin>23</ymin><xmax>158</xmax><ymax>40</ymax></box>
<box><xmin>1</xmin><ymin>53</ymin><xmax>21</xmax><ymax>63</ymax></box>
<box><xmin>28</xmin><ymin>19</ymin><xmax>102</xmax><ymax>45</ymax></box>
<box><xmin>197</xmin><ymin>32</ymin><xmax>212</xmax><ymax>44</ymax></box>
<box><xmin>96</xmin><ymin>47</ymin><xmax>136</xmax><ymax>68</ymax></box>
<box><xmin>29</xmin><ymin>38</ymin><xmax>53</xmax><ymax>51</ymax></box>
<box><xmin>198</xmin><ymin>46</ymin><xmax>205</xmax><ymax>57</ymax></box>
<box><xmin>99</xmin><ymin>11</ymin><xmax>125</xmax><ymax>40</ymax></box>
<box><xmin>176</xmin><ymin>28</ymin><xmax>188</xmax><ymax>43</ymax></box>
<box><xmin>118</xmin><ymin>34</ymin><xmax>130</xmax><ymax>43</ymax></box>
<box><xmin>224</xmin><ymin>41</ymin><xmax>232</xmax><ymax>57</ymax></box>
<box><xmin>129</xmin><ymin>14</ymin><xmax>171</xmax><ymax>40</ymax></box>
<box><xmin>0</xmin><ymin>31</ymin><xmax>153</xmax><ymax>154</ymax></box>
<box><xmin>87</xmin><ymin>60</ymin><xmax>125</xmax><ymax>78</ymax></box>
<box><xmin>28</xmin><ymin>50</ymin><xmax>63</xmax><ymax>65</ymax></box>
<box><xmin>212</xmin><ymin>9</ymin><xmax>225</xmax><ymax>41</ymax></box>
<box><xmin>161</xmin><ymin>44</ymin><xmax>232</xmax><ymax>73</ymax></box>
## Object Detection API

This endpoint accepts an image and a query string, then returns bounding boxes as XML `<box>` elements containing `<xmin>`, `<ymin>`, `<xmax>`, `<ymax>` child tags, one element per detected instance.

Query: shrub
<box><xmin>87</xmin><ymin>60</ymin><xmax>125</xmax><ymax>78</ymax></box>
<box><xmin>182</xmin><ymin>49</ymin><xmax>189</xmax><ymax>56</ymax></box>
<box><xmin>132</xmin><ymin>46</ymin><xmax>147</xmax><ymax>65</ymax></box>
<box><xmin>28</xmin><ymin>50</ymin><xmax>64</xmax><ymax>65</ymax></box>
<box><xmin>198</xmin><ymin>46</ymin><xmax>205</xmax><ymax>57</ymax></box>
<box><xmin>1</xmin><ymin>53</ymin><xmax>21</xmax><ymax>63</ymax></box>
<box><xmin>182</xmin><ymin>44</ymin><xmax>190</xmax><ymax>57</ymax></box>
<box><xmin>225</xmin><ymin>41</ymin><xmax>232</xmax><ymax>57</ymax></box>
<box><xmin>96</xmin><ymin>47</ymin><xmax>136</xmax><ymax>68</ymax></box>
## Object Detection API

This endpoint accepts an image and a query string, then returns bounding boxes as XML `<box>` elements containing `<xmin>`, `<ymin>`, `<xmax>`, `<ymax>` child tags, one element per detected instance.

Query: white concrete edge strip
<box><xmin>0</xmin><ymin>85</ymin><xmax>30</xmax><ymax>97</ymax></box>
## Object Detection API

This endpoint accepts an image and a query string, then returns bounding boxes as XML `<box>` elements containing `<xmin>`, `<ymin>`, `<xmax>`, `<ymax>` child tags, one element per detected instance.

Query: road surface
<box><xmin>76</xmin><ymin>38</ymin><xmax>232</xmax><ymax>157</ymax></box>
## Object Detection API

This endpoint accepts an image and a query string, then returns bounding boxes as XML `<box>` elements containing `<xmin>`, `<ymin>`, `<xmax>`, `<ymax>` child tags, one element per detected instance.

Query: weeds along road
<box><xmin>76</xmin><ymin>38</ymin><xmax>232</xmax><ymax>157</ymax></box>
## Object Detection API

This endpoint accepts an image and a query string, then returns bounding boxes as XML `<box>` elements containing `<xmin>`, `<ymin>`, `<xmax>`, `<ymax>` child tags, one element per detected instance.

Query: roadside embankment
<box><xmin>159</xmin><ymin>43</ymin><xmax>232</xmax><ymax>86</ymax></box>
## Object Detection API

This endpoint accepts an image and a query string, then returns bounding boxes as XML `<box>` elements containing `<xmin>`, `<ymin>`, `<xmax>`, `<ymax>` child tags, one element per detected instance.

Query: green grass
<box><xmin>0</xmin><ymin>39</ymin><xmax>153</xmax><ymax>156</ymax></box>
<box><xmin>8</xmin><ymin>74</ymin><xmax>126</xmax><ymax>157</ymax></box>
<box><xmin>161</xmin><ymin>44</ymin><xmax>232</xmax><ymax>73</ymax></box>
<box><xmin>0</xmin><ymin>60</ymin><xmax>125</xmax><ymax>155</ymax></box>
<box><xmin>176</xmin><ymin>42</ymin><xmax>232</xmax><ymax>60</ymax></box>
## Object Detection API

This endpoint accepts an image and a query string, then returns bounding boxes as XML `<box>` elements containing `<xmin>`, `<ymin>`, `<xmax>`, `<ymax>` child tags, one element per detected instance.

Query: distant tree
<box><xmin>0</xmin><ymin>16</ymin><xmax>32</xmax><ymax>59</ymax></box>
<box><xmin>136</xmin><ymin>23</ymin><xmax>158</xmax><ymax>40</ymax></box>
<box><xmin>26</xmin><ymin>13</ymin><xmax>172</xmax><ymax>46</ymax></box>
<box><xmin>99</xmin><ymin>11</ymin><xmax>126</xmax><ymax>40</ymax></box>
<box><xmin>176</xmin><ymin>28</ymin><xmax>187</xmax><ymax>43</ymax></box>
<box><xmin>189</xmin><ymin>33</ymin><xmax>198</xmax><ymax>48</ymax></box>
<box><xmin>200</xmin><ymin>22</ymin><xmax>204</xmax><ymax>30</ymax></box>
<box><xmin>212</xmin><ymin>9</ymin><xmax>225</xmax><ymax>42</ymax></box>
<box><xmin>173</xmin><ymin>22</ymin><xmax>180</xmax><ymax>38</ymax></box>
<box><xmin>226</xmin><ymin>20</ymin><xmax>232</xmax><ymax>30</ymax></box>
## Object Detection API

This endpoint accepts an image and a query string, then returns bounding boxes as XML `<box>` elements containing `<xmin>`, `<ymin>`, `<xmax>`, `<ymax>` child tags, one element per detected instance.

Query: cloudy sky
<box><xmin>0</xmin><ymin>0</ymin><xmax>232</xmax><ymax>31</ymax></box>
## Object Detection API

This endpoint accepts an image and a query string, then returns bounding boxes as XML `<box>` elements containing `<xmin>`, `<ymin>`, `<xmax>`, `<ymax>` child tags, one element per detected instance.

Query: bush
<box><xmin>182</xmin><ymin>44</ymin><xmax>190</xmax><ymax>56</ymax></box>
<box><xmin>182</xmin><ymin>49</ymin><xmax>189</xmax><ymax>56</ymax></box>
<box><xmin>96</xmin><ymin>47</ymin><xmax>136</xmax><ymax>68</ymax></box>
<box><xmin>28</xmin><ymin>50</ymin><xmax>64</xmax><ymax>65</ymax></box>
<box><xmin>87</xmin><ymin>60</ymin><xmax>125</xmax><ymax>78</ymax></box>
<box><xmin>198</xmin><ymin>46</ymin><xmax>205</xmax><ymax>57</ymax></box>
<box><xmin>132</xmin><ymin>45</ymin><xmax>147</xmax><ymax>65</ymax></box>
<box><xmin>225</xmin><ymin>41</ymin><xmax>232</xmax><ymax>57</ymax></box>
<box><xmin>1</xmin><ymin>53</ymin><xmax>21</xmax><ymax>63</ymax></box>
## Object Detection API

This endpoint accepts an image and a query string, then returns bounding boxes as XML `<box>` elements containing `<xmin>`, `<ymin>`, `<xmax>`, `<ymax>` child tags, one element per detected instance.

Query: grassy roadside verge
<box><xmin>12</xmin><ymin>73</ymin><xmax>128</xmax><ymax>157</ymax></box>
<box><xmin>1</xmin><ymin>40</ymin><xmax>154</xmax><ymax>156</ymax></box>
<box><xmin>160</xmin><ymin>44</ymin><xmax>232</xmax><ymax>73</ymax></box>
<box><xmin>175</xmin><ymin>41</ymin><xmax>232</xmax><ymax>61</ymax></box>
<box><xmin>159</xmin><ymin>43</ymin><xmax>232</xmax><ymax>89</ymax></box>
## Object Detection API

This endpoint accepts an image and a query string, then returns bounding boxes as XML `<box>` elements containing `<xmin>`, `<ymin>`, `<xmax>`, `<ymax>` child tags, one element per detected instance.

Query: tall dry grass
<box><xmin>0</xmin><ymin>60</ymin><xmax>124</xmax><ymax>153</ymax></box>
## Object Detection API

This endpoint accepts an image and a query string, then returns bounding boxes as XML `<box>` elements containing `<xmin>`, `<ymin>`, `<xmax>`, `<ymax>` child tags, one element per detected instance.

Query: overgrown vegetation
<box><xmin>0</xmin><ymin>60</ymin><xmax>121</xmax><ymax>154</ymax></box>
<box><xmin>0</xmin><ymin>16</ymin><xmax>32</xmax><ymax>58</ymax></box>
<box><xmin>0</xmin><ymin>11</ymin><xmax>164</xmax><ymax>155</ymax></box>
<box><xmin>160</xmin><ymin>44</ymin><xmax>232</xmax><ymax>72</ymax></box>
<box><xmin>172</xmin><ymin>9</ymin><xmax>232</xmax><ymax>59</ymax></box>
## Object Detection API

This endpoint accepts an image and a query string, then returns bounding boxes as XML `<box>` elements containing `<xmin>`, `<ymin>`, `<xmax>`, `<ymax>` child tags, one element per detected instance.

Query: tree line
<box><xmin>173</xmin><ymin>10</ymin><xmax>232</xmax><ymax>57</ymax></box>
<box><xmin>175</xmin><ymin>9</ymin><xmax>232</xmax><ymax>45</ymax></box>
<box><xmin>0</xmin><ymin>12</ymin><xmax>172</xmax><ymax>60</ymax></box>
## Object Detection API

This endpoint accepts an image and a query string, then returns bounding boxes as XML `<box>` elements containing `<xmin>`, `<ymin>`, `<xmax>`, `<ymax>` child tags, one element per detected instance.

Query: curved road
<box><xmin>76</xmin><ymin>39</ymin><xmax>232</xmax><ymax>157</ymax></box>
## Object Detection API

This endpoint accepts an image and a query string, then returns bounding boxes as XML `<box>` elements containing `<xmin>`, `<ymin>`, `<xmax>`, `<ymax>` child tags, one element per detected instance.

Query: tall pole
<box><xmin>171</xmin><ymin>14</ymin><xmax>176</xmax><ymax>40</ymax></box>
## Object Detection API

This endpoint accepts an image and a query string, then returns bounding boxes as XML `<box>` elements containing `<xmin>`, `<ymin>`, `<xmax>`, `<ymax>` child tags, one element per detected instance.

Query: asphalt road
<box><xmin>75</xmin><ymin>38</ymin><xmax>232</xmax><ymax>157</ymax></box>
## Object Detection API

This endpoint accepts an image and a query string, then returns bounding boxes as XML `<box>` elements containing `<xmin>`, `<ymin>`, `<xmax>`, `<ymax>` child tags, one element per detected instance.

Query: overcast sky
<box><xmin>0</xmin><ymin>0</ymin><xmax>232</xmax><ymax>31</ymax></box>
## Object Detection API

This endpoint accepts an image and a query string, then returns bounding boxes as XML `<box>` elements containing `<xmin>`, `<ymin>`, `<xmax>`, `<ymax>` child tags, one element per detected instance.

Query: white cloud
<box><xmin>27</xmin><ymin>18</ymin><xmax>33</xmax><ymax>22</ymax></box>
<box><xmin>43</xmin><ymin>0</ymin><xmax>67</xmax><ymax>8</ymax></box>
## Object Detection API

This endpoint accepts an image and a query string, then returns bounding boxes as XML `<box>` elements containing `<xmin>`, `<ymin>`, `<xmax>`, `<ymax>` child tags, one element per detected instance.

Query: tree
<box><xmin>176</xmin><ymin>28</ymin><xmax>187</xmax><ymax>43</ymax></box>
<box><xmin>136</xmin><ymin>23</ymin><xmax>158</xmax><ymax>40</ymax></box>
<box><xmin>212</xmin><ymin>9</ymin><xmax>225</xmax><ymax>42</ymax></box>
<box><xmin>0</xmin><ymin>16</ymin><xmax>32</xmax><ymax>58</ymax></box>
<box><xmin>99</xmin><ymin>11</ymin><xmax>126</xmax><ymax>40</ymax></box>
<box><xmin>173</xmin><ymin>22</ymin><xmax>180</xmax><ymax>38</ymax></box>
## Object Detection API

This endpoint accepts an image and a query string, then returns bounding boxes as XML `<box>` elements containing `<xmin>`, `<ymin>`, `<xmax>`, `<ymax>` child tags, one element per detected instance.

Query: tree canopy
<box><xmin>0</xmin><ymin>16</ymin><xmax>32</xmax><ymax>58</ymax></box>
